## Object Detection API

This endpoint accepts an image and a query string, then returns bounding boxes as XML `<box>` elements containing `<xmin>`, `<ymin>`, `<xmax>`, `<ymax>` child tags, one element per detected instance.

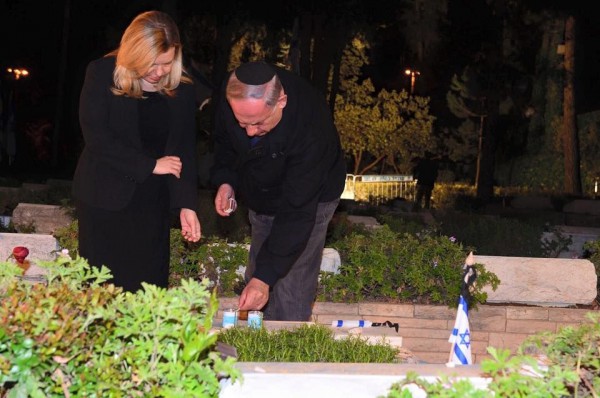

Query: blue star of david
<box><xmin>459</xmin><ymin>330</ymin><xmax>471</xmax><ymax>349</ymax></box>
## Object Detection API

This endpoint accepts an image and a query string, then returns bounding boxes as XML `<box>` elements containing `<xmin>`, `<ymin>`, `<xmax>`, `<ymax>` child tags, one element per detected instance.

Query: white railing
<box><xmin>341</xmin><ymin>174</ymin><xmax>416</xmax><ymax>204</ymax></box>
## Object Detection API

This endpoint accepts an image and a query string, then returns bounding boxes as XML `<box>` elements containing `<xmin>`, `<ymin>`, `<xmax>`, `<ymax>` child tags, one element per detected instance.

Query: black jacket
<box><xmin>73</xmin><ymin>56</ymin><xmax>198</xmax><ymax>211</ymax></box>
<box><xmin>210</xmin><ymin>66</ymin><xmax>346</xmax><ymax>286</ymax></box>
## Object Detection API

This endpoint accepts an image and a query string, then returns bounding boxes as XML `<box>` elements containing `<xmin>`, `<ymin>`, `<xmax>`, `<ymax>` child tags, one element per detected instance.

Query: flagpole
<box><xmin>447</xmin><ymin>339</ymin><xmax>456</xmax><ymax>365</ymax></box>
<box><xmin>447</xmin><ymin>251</ymin><xmax>476</xmax><ymax>367</ymax></box>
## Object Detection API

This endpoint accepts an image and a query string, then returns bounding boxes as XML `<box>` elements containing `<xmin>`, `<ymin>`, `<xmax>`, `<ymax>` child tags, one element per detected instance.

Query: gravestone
<box><xmin>476</xmin><ymin>254</ymin><xmax>597</xmax><ymax>307</ymax></box>
<box><xmin>321</xmin><ymin>248</ymin><xmax>341</xmax><ymax>273</ymax></box>
<box><xmin>542</xmin><ymin>225</ymin><xmax>600</xmax><ymax>258</ymax></box>
<box><xmin>0</xmin><ymin>233</ymin><xmax>59</xmax><ymax>263</ymax></box>
<box><xmin>11</xmin><ymin>203</ymin><xmax>73</xmax><ymax>234</ymax></box>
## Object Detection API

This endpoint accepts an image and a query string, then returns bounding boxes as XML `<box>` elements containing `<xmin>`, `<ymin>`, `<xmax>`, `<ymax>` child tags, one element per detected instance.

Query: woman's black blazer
<box><xmin>72</xmin><ymin>56</ymin><xmax>198</xmax><ymax>212</ymax></box>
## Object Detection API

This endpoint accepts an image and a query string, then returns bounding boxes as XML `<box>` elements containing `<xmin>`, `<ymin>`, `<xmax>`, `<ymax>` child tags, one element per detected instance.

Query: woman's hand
<box><xmin>154</xmin><ymin>156</ymin><xmax>182</xmax><ymax>178</ymax></box>
<box><xmin>180</xmin><ymin>208</ymin><xmax>201</xmax><ymax>242</ymax></box>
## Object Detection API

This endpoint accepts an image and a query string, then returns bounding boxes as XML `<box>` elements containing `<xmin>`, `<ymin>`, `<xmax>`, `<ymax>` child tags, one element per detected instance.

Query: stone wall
<box><xmin>217</xmin><ymin>298</ymin><xmax>595</xmax><ymax>364</ymax></box>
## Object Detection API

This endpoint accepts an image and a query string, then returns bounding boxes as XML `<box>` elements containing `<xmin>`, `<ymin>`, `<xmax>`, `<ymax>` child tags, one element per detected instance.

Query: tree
<box><xmin>446</xmin><ymin>69</ymin><xmax>486</xmax><ymax>184</ymax></box>
<box><xmin>562</xmin><ymin>15</ymin><xmax>581</xmax><ymax>195</ymax></box>
<box><xmin>398</xmin><ymin>0</ymin><xmax>447</xmax><ymax>93</ymax></box>
<box><xmin>334</xmin><ymin>36</ymin><xmax>435</xmax><ymax>175</ymax></box>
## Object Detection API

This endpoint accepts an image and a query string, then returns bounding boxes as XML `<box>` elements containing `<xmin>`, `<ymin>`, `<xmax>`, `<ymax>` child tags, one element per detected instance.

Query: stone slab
<box><xmin>562</xmin><ymin>199</ymin><xmax>600</xmax><ymax>215</ymax></box>
<box><xmin>321</xmin><ymin>247</ymin><xmax>341</xmax><ymax>273</ymax></box>
<box><xmin>510</xmin><ymin>196</ymin><xmax>554</xmax><ymax>210</ymax></box>
<box><xmin>346</xmin><ymin>215</ymin><xmax>381</xmax><ymax>228</ymax></box>
<box><xmin>0</xmin><ymin>233</ymin><xmax>59</xmax><ymax>262</ymax></box>
<box><xmin>332</xmin><ymin>325</ymin><xmax>403</xmax><ymax>348</ymax></box>
<box><xmin>475</xmin><ymin>255</ymin><xmax>597</xmax><ymax>306</ymax></box>
<box><xmin>220</xmin><ymin>363</ymin><xmax>490</xmax><ymax>398</ymax></box>
<box><xmin>45</xmin><ymin>179</ymin><xmax>73</xmax><ymax>188</ymax></box>
<box><xmin>0</xmin><ymin>187</ymin><xmax>20</xmax><ymax>212</ymax></box>
<box><xmin>0</xmin><ymin>215</ymin><xmax>11</xmax><ymax>228</ymax></box>
<box><xmin>226</xmin><ymin>247</ymin><xmax>342</xmax><ymax>275</ymax></box>
<box><xmin>11</xmin><ymin>203</ymin><xmax>73</xmax><ymax>234</ymax></box>
<box><xmin>542</xmin><ymin>225</ymin><xmax>600</xmax><ymax>258</ymax></box>
<box><xmin>20</xmin><ymin>183</ymin><xmax>49</xmax><ymax>192</ymax></box>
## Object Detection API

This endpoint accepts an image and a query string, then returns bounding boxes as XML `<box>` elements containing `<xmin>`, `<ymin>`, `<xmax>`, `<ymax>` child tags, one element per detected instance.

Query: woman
<box><xmin>72</xmin><ymin>11</ymin><xmax>201</xmax><ymax>291</ymax></box>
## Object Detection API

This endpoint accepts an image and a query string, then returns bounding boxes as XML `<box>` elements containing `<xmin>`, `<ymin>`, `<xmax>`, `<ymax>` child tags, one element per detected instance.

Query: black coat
<box><xmin>72</xmin><ymin>56</ymin><xmax>198</xmax><ymax>211</ymax></box>
<box><xmin>210</xmin><ymin>66</ymin><xmax>346</xmax><ymax>286</ymax></box>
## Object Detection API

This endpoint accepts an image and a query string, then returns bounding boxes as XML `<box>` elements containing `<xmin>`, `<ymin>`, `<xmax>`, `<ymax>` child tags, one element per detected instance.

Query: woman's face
<box><xmin>142</xmin><ymin>47</ymin><xmax>175</xmax><ymax>87</ymax></box>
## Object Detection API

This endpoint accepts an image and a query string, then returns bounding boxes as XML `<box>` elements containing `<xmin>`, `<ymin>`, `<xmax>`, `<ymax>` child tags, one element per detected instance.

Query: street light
<box><xmin>7</xmin><ymin>68</ymin><xmax>29</xmax><ymax>80</ymax></box>
<box><xmin>405</xmin><ymin>68</ymin><xmax>420</xmax><ymax>94</ymax></box>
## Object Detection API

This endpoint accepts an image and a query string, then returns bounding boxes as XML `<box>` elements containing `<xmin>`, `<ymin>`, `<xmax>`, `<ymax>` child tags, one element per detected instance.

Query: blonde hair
<box><xmin>110</xmin><ymin>11</ymin><xmax>191</xmax><ymax>98</ymax></box>
<box><xmin>226</xmin><ymin>72</ymin><xmax>282</xmax><ymax>107</ymax></box>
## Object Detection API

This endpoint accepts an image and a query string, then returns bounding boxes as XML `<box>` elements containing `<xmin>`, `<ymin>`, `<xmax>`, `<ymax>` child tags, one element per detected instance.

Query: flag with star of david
<box><xmin>449</xmin><ymin>294</ymin><xmax>472</xmax><ymax>365</ymax></box>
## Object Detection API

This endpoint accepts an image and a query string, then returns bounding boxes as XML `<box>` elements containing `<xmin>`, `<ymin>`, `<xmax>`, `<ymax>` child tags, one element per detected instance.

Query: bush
<box><xmin>54</xmin><ymin>222</ymin><xmax>249</xmax><ymax>295</ymax></box>
<box><xmin>317</xmin><ymin>225</ymin><xmax>499</xmax><ymax>307</ymax></box>
<box><xmin>0</xmin><ymin>257</ymin><xmax>240</xmax><ymax>397</ymax></box>
<box><xmin>434</xmin><ymin>211</ymin><xmax>568</xmax><ymax>257</ymax></box>
<box><xmin>53</xmin><ymin>219</ymin><xmax>79</xmax><ymax>258</ymax></box>
<box><xmin>385</xmin><ymin>313</ymin><xmax>600</xmax><ymax>397</ymax></box>
<box><xmin>54</xmin><ymin>218</ymin><xmax>500</xmax><ymax>306</ymax></box>
<box><xmin>583</xmin><ymin>239</ymin><xmax>600</xmax><ymax>302</ymax></box>
<box><xmin>169</xmin><ymin>233</ymin><xmax>248</xmax><ymax>295</ymax></box>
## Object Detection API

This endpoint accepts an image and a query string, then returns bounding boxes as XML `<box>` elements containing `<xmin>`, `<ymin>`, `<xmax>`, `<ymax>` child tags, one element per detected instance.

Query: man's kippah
<box><xmin>234</xmin><ymin>61</ymin><xmax>276</xmax><ymax>85</ymax></box>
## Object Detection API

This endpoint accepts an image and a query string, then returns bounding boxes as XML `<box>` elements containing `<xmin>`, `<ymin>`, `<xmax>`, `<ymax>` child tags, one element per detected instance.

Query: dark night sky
<box><xmin>3</xmin><ymin>1</ymin><xmax>600</xmax><ymax>104</ymax></box>
<box><xmin>1</xmin><ymin>0</ymin><xmax>599</xmax><ymax>177</ymax></box>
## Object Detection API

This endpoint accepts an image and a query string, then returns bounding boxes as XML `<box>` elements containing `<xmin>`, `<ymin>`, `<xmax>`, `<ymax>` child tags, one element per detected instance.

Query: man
<box><xmin>412</xmin><ymin>151</ymin><xmax>438</xmax><ymax>211</ymax></box>
<box><xmin>210</xmin><ymin>61</ymin><xmax>346</xmax><ymax>321</ymax></box>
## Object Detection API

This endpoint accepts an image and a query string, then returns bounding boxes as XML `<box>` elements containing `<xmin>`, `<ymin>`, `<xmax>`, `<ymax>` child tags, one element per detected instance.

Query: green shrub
<box><xmin>169</xmin><ymin>233</ymin><xmax>248</xmax><ymax>295</ymax></box>
<box><xmin>54</xmin><ymin>219</ymin><xmax>500</xmax><ymax>306</ymax></box>
<box><xmin>435</xmin><ymin>211</ymin><xmax>554</xmax><ymax>257</ymax></box>
<box><xmin>326</xmin><ymin>210</ymin><xmax>369</xmax><ymax>245</ymax></box>
<box><xmin>218</xmin><ymin>324</ymin><xmax>400</xmax><ymax>363</ymax></box>
<box><xmin>54</xmin><ymin>223</ymin><xmax>248</xmax><ymax>295</ymax></box>
<box><xmin>582</xmin><ymin>239</ymin><xmax>600</xmax><ymax>303</ymax></box>
<box><xmin>53</xmin><ymin>219</ymin><xmax>79</xmax><ymax>258</ymax></box>
<box><xmin>0</xmin><ymin>257</ymin><xmax>240</xmax><ymax>397</ymax></box>
<box><xmin>384</xmin><ymin>313</ymin><xmax>600</xmax><ymax>397</ymax></box>
<box><xmin>377</xmin><ymin>213</ymin><xmax>428</xmax><ymax>236</ymax></box>
<box><xmin>318</xmin><ymin>225</ymin><xmax>499</xmax><ymax>307</ymax></box>
<box><xmin>520</xmin><ymin>313</ymin><xmax>600</xmax><ymax>397</ymax></box>
<box><xmin>384</xmin><ymin>348</ymin><xmax>578</xmax><ymax>397</ymax></box>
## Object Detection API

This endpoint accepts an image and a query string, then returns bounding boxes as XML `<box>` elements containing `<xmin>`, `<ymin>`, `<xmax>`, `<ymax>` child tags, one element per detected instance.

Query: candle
<box><xmin>248</xmin><ymin>311</ymin><xmax>263</xmax><ymax>329</ymax></box>
<box><xmin>222</xmin><ymin>309</ymin><xmax>237</xmax><ymax>329</ymax></box>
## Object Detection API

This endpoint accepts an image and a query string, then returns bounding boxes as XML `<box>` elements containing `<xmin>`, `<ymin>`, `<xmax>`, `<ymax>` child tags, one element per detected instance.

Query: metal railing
<box><xmin>341</xmin><ymin>174</ymin><xmax>416</xmax><ymax>204</ymax></box>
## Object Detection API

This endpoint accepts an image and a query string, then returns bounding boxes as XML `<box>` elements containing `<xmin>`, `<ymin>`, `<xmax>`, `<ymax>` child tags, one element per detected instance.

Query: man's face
<box><xmin>229</xmin><ymin>96</ymin><xmax>286</xmax><ymax>137</ymax></box>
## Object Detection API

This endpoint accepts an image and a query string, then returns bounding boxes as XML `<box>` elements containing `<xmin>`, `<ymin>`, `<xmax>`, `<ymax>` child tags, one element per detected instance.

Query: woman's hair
<box><xmin>226</xmin><ymin>73</ymin><xmax>282</xmax><ymax>107</ymax></box>
<box><xmin>109</xmin><ymin>11</ymin><xmax>191</xmax><ymax>98</ymax></box>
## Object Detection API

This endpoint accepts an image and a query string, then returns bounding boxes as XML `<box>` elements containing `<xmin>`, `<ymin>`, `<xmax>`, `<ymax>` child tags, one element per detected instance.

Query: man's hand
<box><xmin>154</xmin><ymin>156</ymin><xmax>182</xmax><ymax>178</ymax></box>
<box><xmin>214</xmin><ymin>184</ymin><xmax>237</xmax><ymax>216</ymax></box>
<box><xmin>239</xmin><ymin>278</ymin><xmax>269</xmax><ymax>311</ymax></box>
<box><xmin>180</xmin><ymin>208</ymin><xmax>201</xmax><ymax>242</ymax></box>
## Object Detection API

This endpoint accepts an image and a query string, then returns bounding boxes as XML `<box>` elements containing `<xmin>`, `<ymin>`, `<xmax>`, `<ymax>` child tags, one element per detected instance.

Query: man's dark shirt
<box><xmin>413</xmin><ymin>158</ymin><xmax>438</xmax><ymax>187</ymax></box>
<box><xmin>210</xmin><ymin>67</ymin><xmax>346</xmax><ymax>286</ymax></box>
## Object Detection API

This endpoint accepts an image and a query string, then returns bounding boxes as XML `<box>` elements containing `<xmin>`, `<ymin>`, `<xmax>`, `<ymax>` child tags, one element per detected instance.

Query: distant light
<box><xmin>404</xmin><ymin>68</ymin><xmax>420</xmax><ymax>94</ymax></box>
<box><xmin>6</xmin><ymin>67</ymin><xmax>30</xmax><ymax>80</ymax></box>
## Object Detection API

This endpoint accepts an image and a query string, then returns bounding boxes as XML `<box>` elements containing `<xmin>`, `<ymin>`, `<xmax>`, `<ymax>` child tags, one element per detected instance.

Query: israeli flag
<box><xmin>448</xmin><ymin>294</ymin><xmax>472</xmax><ymax>365</ymax></box>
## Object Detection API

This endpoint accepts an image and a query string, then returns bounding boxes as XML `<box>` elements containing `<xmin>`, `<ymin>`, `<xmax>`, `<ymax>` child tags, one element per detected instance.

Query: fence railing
<box><xmin>341</xmin><ymin>174</ymin><xmax>416</xmax><ymax>204</ymax></box>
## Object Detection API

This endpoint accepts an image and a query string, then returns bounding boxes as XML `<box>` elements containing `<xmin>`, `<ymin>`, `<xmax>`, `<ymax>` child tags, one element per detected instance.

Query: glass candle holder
<box><xmin>222</xmin><ymin>308</ymin><xmax>237</xmax><ymax>329</ymax></box>
<box><xmin>248</xmin><ymin>310</ymin><xmax>263</xmax><ymax>329</ymax></box>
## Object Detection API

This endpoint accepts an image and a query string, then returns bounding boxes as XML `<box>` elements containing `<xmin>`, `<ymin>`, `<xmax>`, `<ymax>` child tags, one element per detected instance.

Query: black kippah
<box><xmin>234</xmin><ymin>61</ymin><xmax>276</xmax><ymax>85</ymax></box>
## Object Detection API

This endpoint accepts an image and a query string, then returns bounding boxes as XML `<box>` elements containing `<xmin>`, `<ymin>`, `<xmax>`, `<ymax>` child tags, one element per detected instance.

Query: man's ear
<box><xmin>278</xmin><ymin>94</ymin><xmax>288</xmax><ymax>109</ymax></box>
